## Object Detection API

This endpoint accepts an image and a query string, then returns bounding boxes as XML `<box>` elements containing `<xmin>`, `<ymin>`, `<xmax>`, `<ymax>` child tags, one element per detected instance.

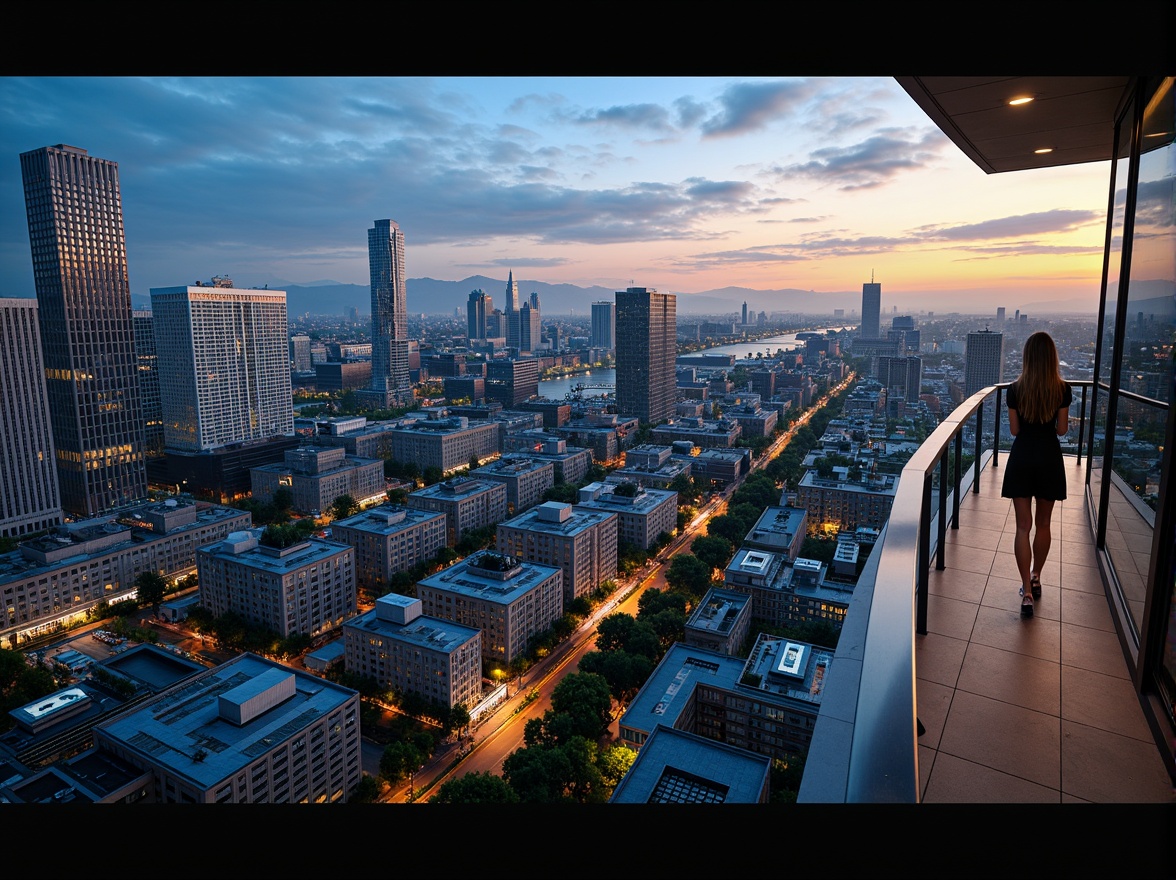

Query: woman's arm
<box><xmin>1056</xmin><ymin>407</ymin><xmax>1068</xmax><ymax>436</ymax></box>
<box><xmin>1008</xmin><ymin>408</ymin><xmax>1020</xmax><ymax>436</ymax></box>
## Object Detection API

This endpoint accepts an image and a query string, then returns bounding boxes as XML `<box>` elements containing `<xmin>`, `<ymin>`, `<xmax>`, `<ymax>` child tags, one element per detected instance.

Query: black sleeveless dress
<box><xmin>1000</xmin><ymin>381</ymin><xmax>1072</xmax><ymax>500</ymax></box>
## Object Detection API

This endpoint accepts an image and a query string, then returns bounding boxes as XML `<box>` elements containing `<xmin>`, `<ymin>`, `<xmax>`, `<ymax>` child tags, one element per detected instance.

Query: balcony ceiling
<box><xmin>895</xmin><ymin>76</ymin><xmax>1133</xmax><ymax>174</ymax></box>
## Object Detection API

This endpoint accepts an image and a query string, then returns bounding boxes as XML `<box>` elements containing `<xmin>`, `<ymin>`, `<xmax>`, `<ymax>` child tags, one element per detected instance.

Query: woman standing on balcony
<box><xmin>1002</xmin><ymin>331</ymin><xmax>1072</xmax><ymax>618</ymax></box>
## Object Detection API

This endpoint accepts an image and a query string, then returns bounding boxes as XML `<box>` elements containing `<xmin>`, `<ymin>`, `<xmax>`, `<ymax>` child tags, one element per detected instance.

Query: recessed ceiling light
<box><xmin>1009</xmin><ymin>96</ymin><xmax>1034</xmax><ymax>106</ymax></box>
<box><xmin>1034</xmin><ymin>148</ymin><xmax>1053</xmax><ymax>154</ymax></box>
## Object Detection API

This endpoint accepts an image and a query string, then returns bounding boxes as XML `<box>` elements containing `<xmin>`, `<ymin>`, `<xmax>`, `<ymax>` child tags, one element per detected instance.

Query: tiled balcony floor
<box><xmin>915</xmin><ymin>455</ymin><xmax>1174</xmax><ymax>804</ymax></box>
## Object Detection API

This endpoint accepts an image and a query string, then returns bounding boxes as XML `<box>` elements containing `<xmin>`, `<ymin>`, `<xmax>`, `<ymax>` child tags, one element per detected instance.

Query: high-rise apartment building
<box><xmin>615</xmin><ymin>287</ymin><xmax>676</xmax><ymax>424</ymax></box>
<box><xmin>289</xmin><ymin>333</ymin><xmax>312</xmax><ymax>372</ymax></box>
<box><xmin>517</xmin><ymin>302</ymin><xmax>541</xmax><ymax>353</ymax></box>
<box><xmin>20</xmin><ymin>144</ymin><xmax>147</xmax><ymax>516</ymax></box>
<box><xmin>366</xmin><ymin>219</ymin><xmax>411</xmax><ymax>406</ymax></box>
<box><xmin>467</xmin><ymin>289</ymin><xmax>491</xmax><ymax>340</ymax></box>
<box><xmin>860</xmin><ymin>279</ymin><xmax>881</xmax><ymax>339</ymax></box>
<box><xmin>590</xmin><ymin>301</ymin><xmax>615</xmax><ymax>350</ymax></box>
<box><xmin>151</xmin><ymin>284</ymin><xmax>294</xmax><ymax>452</ymax></box>
<box><xmin>0</xmin><ymin>299</ymin><xmax>62</xmax><ymax>538</ymax></box>
<box><xmin>964</xmin><ymin>329</ymin><xmax>1004</xmax><ymax>396</ymax></box>
<box><xmin>132</xmin><ymin>309</ymin><xmax>164</xmax><ymax>457</ymax></box>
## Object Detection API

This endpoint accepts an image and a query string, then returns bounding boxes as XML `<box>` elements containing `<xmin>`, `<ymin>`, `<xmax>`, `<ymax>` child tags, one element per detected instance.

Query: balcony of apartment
<box><xmin>799</xmin><ymin>381</ymin><xmax>1175</xmax><ymax>805</ymax></box>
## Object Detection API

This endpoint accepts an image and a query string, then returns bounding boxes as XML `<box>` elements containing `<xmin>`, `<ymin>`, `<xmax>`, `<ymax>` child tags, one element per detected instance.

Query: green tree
<box><xmin>349</xmin><ymin>775</ymin><xmax>381</xmax><ymax>803</ymax></box>
<box><xmin>550</xmin><ymin>672</ymin><xmax>613</xmax><ymax>740</ymax></box>
<box><xmin>665</xmin><ymin>554</ymin><xmax>713</xmax><ymax>599</ymax></box>
<box><xmin>691</xmin><ymin>534</ymin><xmax>734</xmax><ymax>572</ymax></box>
<box><xmin>271</xmin><ymin>487</ymin><xmax>293</xmax><ymax>514</ymax></box>
<box><xmin>331</xmin><ymin>493</ymin><xmax>359</xmax><ymax>521</ymax></box>
<box><xmin>134</xmin><ymin>571</ymin><xmax>167</xmax><ymax>616</ymax></box>
<box><xmin>422</xmin><ymin>466</ymin><xmax>444</xmax><ymax>486</ymax></box>
<box><xmin>578</xmin><ymin>649</ymin><xmax>655</xmax><ymax>703</ymax></box>
<box><xmin>432</xmin><ymin>771</ymin><xmax>519</xmax><ymax>804</ymax></box>
<box><xmin>502</xmin><ymin>745</ymin><xmax>573</xmax><ymax>803</ymax></box>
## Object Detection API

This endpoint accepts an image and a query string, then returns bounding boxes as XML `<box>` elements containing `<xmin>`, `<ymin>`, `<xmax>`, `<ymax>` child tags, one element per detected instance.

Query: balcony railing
<box><xmin>798</xmin><ymin>380</ymin><xmax>1093</xmax><ymax>803</ymax></box>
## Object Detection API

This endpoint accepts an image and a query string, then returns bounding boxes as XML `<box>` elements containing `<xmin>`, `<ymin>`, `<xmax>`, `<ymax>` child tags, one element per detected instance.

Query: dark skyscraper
<box><xmin>366</xmin><ymin>219</ymin><xmax>411</xmax><ymax>406</ymax></box>
<box><xmin>591</xmin><ymin>301</ymin><xmax>615</xmax><ymax>350</ymax></box>
<box><xmin>861</xmin><ymin>278</ymin><xmax>881</xmax><ymax>339</ymax></box>
<box><xmin>20</xmin><ymin>144</ymin><xmax>146</xmax><ymax>516</ymax></box>
<box><xmin>965</xmin><ymin>329</ymin><xmax>1004</xmax><ymax>395</ymax></box>
<box><xmin>467</xmin><ymin>289</ymin><xmax>491</xmax><ymax>340</ymax></box>
<box><xmin>615</xmin><ymin>287</ymin><xmax>676</xmax><ymax>424</ymax></box>
<box><xmin>0</xmin><ymin>298</ymin><xmax>62</xmax><ymax>537</ymax></box>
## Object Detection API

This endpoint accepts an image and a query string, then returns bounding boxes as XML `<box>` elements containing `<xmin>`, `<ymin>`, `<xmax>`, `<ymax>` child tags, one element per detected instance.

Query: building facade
<box><xmin>343</xmin><ymin>593</ymin><xmax>481</xmax><ymax>710</ymax></box>
<box><xmin>330</xmin><ymin>505</ymin><xmax>447</xmax><ymax>595</ymax></box>
<box><xmin>250</xmin><ymin>445</ymin><xmax>384</xmax><ymax>516</ymax></box>
<box><xmin>196</xmin><ymin>529</ymin><xmax>356</xmax><ymax>639</ymax></box>
<box><xmin>615</xmin><ymin>287</ymin><xmax>677</xmax><ymax>424</ymax></box>
<box><xmin>575</xmin><ymin>481</ymin><xmax>677</xmax><ymax>550</ymax></box>
<box><xmin>964</xmin><ymin>329</ymin><xmax>1004</xmax><ymax>396</ymax></box>
<box><xmin>471</xmin><ymin>457</ymin><xmax>555</xmax><ymax>515</ymax></box>
<box><xmin>20</xmin><ymin>144</ymin><xmax>147</xmax><ymax>516</ymax></box>
<box><xmin>590</xmin><ymin>301</ymin><xmax>615</xmax><ymax>351</ymax></box>
<box><xmin>0</xmin><ymin>299</ymin><xmax>62</xmax><ymax>538</ymax></box>
<box><xmin>132</xmin><ymin>309</ymin><xmax>164</xmax><ymax>457</ymax></box>
<box><xmin>366</xmin><ymin>219</ymin><xmax>412</xmax><ymax>406</ymax></box>
<box><xmin>416</xmin><ymin>550</ymin><xmax>563</xmax><ymax>663</ymax></box>
<box><xmin>496</xmin><ymin>501</ymin><xmax>619</xmax><ymax>603</ymax></box>
<box><xmin>407</xmin><ymin>477</ymin><xmax>508</xmax><ymax>546</ymax></box>
<box><xmin>93</xmin><ymin>652</ymin><xmax>361</xmax><ymax>803</ymax></box>
<box><xmin>0</xmin><ymin>500</ymin><xmax>250</xmax><ymax>647</ymax></box>
<box><xmin>467</xmin><ymin>289</ymin><xmax>491</xmax><ymax>340</ymax></box>
<box><xmin>860</xmin><ymin>280</ymin><xmax>881</xmax><ymax>340</ymax></box>
<box><xmin>151</xmin><ymin>284</ymin><xmax>294</xmax><ymax>453</ymax></box>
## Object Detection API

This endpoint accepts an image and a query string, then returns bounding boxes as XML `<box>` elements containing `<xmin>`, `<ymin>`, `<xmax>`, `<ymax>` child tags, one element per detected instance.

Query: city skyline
<box><xmin>0</xmin><ymin>78</ymin><xmax>1116</xmax><ymax>314</ymax></box>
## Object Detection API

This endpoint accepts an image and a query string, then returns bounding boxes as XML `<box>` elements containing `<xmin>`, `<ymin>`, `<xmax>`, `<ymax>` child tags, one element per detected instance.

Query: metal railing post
<box><xmin>992</xmin><ymin>387</ymin><xmax>1002</xmax><ymax>468</ymax></box>
<box><xmin>917</xmin><ymin>472</ymin><xmax>931</xmax><ymax>635</ymax></box>
<box><xmin>936</xmin><ymin>449</ymin><xmax>948</xmax><ymax>570</ymax></box>
<box><xmin>952</xmin><ymin>429</ymin><xmax>962</xmax><ymax>528</ymax></box>
<box><xmin>972</xmin><ymin>401</ymin><xmax>983</xmax><ymax>492</ymax></box>
<box><xmin>1077</xmin><ymin>384</ymin><xmax>1088</xmax><ymax>465</ymax></box>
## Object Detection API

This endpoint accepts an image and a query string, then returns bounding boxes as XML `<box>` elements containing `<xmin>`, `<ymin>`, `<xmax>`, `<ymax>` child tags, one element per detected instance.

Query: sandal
<box><xmin>1019</xmin><ymin>586</ymin><xmax>1034</xmax><ymax>618</ymax></box>
<box><xmin>1030</xmin><ymin>574</ymin><xmax>1042</xmax><ymax>601</ymax></box>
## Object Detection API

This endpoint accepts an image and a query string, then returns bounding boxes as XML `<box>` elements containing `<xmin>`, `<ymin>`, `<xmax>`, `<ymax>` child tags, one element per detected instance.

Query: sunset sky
<box><xmin>0</xmin><ymin>76</ymin><xmax>1114</xmax><ymax>313</ymax></box>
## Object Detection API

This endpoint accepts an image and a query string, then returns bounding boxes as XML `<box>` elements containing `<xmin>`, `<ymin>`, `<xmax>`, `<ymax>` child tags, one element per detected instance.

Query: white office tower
<box><xmin>964</xmin><ymin>329</ymin><xmax>1004</xmax><ymax>396</ymax></box>
<box><xmin>151</xmin><ymin>283</ymin><xmax>294</xmax><ymax>452</ymax></box>
<box><xmin>0</xmin><ymin>299</ymin><xmax>62</xmax><ymax>538</ymax></box>
<box><xmin>367</xmin><ymin>219</ymin><xmax>412</xmax><ymax>406</ymax></box>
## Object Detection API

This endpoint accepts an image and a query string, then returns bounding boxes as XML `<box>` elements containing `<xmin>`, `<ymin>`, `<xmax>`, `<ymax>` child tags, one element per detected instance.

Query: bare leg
<box><xmin>1012</xmin><ymin>497</ymin><xmax>1034</xmax><ymax>595</ymax></box>
<box><xmin>1032</xmin><ymin>498</ymin><xmax>1056</xmax><ymax>581</ymax></box>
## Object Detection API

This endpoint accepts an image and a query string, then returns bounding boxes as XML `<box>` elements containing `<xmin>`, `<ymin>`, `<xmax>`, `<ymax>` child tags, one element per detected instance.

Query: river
<box><xmin>537</xmin><ymin>328</ymin><xmax>849</xmax><ymax>400</ymax></box>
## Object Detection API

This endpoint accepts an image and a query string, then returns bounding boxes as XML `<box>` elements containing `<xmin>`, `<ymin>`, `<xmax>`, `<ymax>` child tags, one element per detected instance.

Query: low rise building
<box><xmin>500</xmin><ymin>437</ymin><xmax>593</xmax><ymax>485</ymax></box>
<box><xmin>742</xmin><ymin>506</ymin><xmax>807</xmax><ymax>560</ymax></box>
<box><xmin>471</xmin><ymin>457</ymin><xmax>555</xmax><ymax>515</ymax></box>
<box><xmin>796</xmin><ymin>467</ymin><xmax>898</xmax><ymax>536</ymax></box>
<box><xmin>196</xmin><ymin>529</ymin><xmax>356</xmax><ymax>639</ymax></box>
<box><xmin>496</xmin><ymin>502</ymin><xmax>618</xmax><ymax>604</ymax></box>
<box><xmin>575</xmin><ymin>481</ymin><xmax>677</xmax><ymax>551</ymax></box>
<box><xmin>407</xmin><ymin>478</ymin><xmax>507</xmax><ymax>547</ymax></box>
<box><xmin>251</xmin><ymin>445</ymin><xmax>385</xmax><ymax>516</ymax></box>
<box><xmin>0</xmin><ymin>500</ymin><xmax>250</xmax><ymax>648</ymax></box>
<box><xmin>652</xmin><ymin>417</ymin><xmax>741</xmax><ymax>449</ymax></box>
<box><xmin>330</xmin><ymin>505</ymin><xmax>447</xmax><ymax>595</ymax></box>
<box><xmin>416</xmin><ymin>550</ymin><xmax>563</xmax><ymax>663</ymax></box>
<box><xmin>619</xmin><ymin>638</ymin><xmax>832</xmax><ymax>761</ymax></box>
<box><xmin>385</xmin><ymin>414</ymin><xmax>500</xmax><ymax>474</ymax></box>
<box><xmin>608</xmin><ymin>724</ymin><xmax>771</xmax><ymax>804</ymax></box>
<box><xmin>684</xmin><ymin>588</ymin><xmax>753</xmax><ymax>656</ymax></box>
<box><xmin>343</xmin><ymin>594</ymin><xmax>481</xmax><ymax>710</ymax></box>
<box><xmin>93</xmin><ymin>653</ymin><xmax>362</xmax><ymax>803</ymax></box>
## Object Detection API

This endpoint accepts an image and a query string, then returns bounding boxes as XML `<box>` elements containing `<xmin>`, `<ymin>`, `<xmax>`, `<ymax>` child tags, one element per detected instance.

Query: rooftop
<box><xmin>93</xmin><ymin>653</ymin><xmax>357</xmax><ymax>789</ymax></box>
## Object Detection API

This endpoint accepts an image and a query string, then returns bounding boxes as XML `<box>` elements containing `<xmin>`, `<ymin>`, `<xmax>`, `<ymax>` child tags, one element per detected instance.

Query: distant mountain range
<box><xmin>132</xmin><ymin>276</ymin><xmax>865</xmax><ymax>317</ymax></box>
<box><xmin>129</xmin><ymin>275</ymin><xmax>1168</xmax><ymax>318</ymax></box>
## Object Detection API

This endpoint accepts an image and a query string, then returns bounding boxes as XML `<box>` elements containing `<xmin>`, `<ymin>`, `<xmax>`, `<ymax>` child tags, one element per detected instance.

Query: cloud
<box><xmin>774</xmin><ymin>127</ymin><xmax>949</xmax><ymax>189</ymax></box>
<box><xmin>482</xmin><ymin>257</ymin><xmax>573</xmax><ymax>268</ymax></box>
<box><xmin>566</xmin><ymin>103</ymin><xmax>676</xmax><ymax>132</ymax></box>
<box><xmin>700</xmin><ymin>79</ymin><xmax>819</xmax><ymax>137</ymax></box>
<box><xmin>913</xmin><ymin>210</ymin><xmax>1103</xmax><ymax>241</ymax></box>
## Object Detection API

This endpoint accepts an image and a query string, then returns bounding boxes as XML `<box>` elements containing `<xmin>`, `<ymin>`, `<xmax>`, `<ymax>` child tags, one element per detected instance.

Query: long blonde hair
<box><xmin>1013</xmin><ymin>332</ymin><xmax>1065</xmax><ymax>422</ymax></box>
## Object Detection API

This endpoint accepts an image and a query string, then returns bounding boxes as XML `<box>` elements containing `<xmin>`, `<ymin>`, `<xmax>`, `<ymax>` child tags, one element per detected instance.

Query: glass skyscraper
<box><xmin>367</xmin><ymin>219</ymin><xmax>411</xmax><ymax>405</ymax></box>
<box><xmin>615</xmin><ymin>287</ymin><xmax>676</xmax><ymax>424</ymax></box>
<box><xmin>20</xmin><ymin>144</ymin><xmax>146</xmax><ymax>517</ymax></box>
